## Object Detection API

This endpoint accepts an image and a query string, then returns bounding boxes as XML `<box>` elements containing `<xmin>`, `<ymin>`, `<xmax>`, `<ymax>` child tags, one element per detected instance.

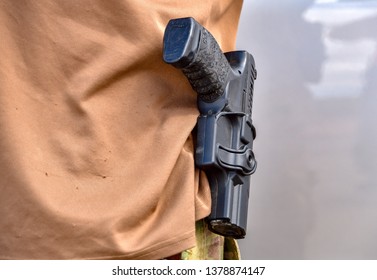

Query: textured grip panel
<box><xmin>163</xmin><ymin>17</ymin><xmax>232</xmax><ymax>103</ymax></box>
<box><xmin>182</xmin><ymin>28</ymin><xmax>232</xmax><ymax>102</ymax></box>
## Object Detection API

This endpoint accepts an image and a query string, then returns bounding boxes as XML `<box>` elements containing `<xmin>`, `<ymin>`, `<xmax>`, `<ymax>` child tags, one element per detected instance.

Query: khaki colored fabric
<box><xmin>0</xmin><ymin>0</ymin><xmax>243</xmax><ymax>259</ymax></box>
<box><xmin>180</xmin><ymin>220</ymin><xmax>241</xmax><ymax>260</ymax></box>
<box><xmin>181</xmin><ymin>219</ymin><xmax>225</xmax><ymax>260</ymax></box>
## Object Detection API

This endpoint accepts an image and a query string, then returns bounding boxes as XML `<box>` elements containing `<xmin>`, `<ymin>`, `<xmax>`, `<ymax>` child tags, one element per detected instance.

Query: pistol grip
<box><xmin>163</xmin><ymin>17</ymin><xmax>232</xmax><ymax>103</ymax></box>
<box><xmin>163</xmin><ymin>17</ymin><xmax>257</xmax><ymax>239</ymax></box>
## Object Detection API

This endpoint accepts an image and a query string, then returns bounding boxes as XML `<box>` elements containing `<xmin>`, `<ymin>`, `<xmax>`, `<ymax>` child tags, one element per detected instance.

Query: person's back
<box><xmin>0</xmin><ymin>0</ymin><xmax>243</xmax><ymax>259</ymax></box>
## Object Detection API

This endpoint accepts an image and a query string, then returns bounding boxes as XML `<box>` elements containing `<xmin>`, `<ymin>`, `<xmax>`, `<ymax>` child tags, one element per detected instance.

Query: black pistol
<box><xmin>163</xmin><ymin>17</ymin><xmax>257</xmax><ymax>239</ymax></box>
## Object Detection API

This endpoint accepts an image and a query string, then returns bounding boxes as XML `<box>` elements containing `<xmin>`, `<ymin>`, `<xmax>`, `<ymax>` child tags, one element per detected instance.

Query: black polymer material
<box><xmin>163</xmin><ymin>17</ymin><xmax>232</xmax><ymax>103</ymax></box>
<box><xmin>163</xmin><ymin>17</ymin><xmax>257</xmax><ymax>239</ymax></box>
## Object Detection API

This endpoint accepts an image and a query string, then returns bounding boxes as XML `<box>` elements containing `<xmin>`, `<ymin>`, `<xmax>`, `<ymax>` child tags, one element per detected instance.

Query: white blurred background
<box><xmin>237</xmin><ymin>0</ymin><xmax>377</xmax><ymax>259</ymax></box>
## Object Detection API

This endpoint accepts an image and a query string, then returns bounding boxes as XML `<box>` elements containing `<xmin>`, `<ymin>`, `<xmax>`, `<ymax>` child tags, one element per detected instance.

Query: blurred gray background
<box><xmin>237</xmin><ymin>0</ymin><xmax>377</xmax><ymax>259</ymax></box>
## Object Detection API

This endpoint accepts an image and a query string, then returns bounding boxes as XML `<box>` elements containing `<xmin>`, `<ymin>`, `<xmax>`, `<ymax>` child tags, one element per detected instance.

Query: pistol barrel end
<box><xmin>208</xmin><ymin>219</ymin><xmax>246</xmax><ymax>239</ymax></box>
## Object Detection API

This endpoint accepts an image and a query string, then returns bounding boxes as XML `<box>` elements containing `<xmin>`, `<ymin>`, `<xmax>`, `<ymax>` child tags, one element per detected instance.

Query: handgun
<box><xmin>163</xmin><ymin>17</ymin><xmax>257</xmax><ymax>239</ymax></box>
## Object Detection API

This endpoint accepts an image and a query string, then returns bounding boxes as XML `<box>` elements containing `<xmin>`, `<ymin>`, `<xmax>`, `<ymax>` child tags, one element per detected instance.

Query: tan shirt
<box><xmin>0</xmin><ymin>0</ymin><xmax>243</xmax><ymax>259</ymax></box>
